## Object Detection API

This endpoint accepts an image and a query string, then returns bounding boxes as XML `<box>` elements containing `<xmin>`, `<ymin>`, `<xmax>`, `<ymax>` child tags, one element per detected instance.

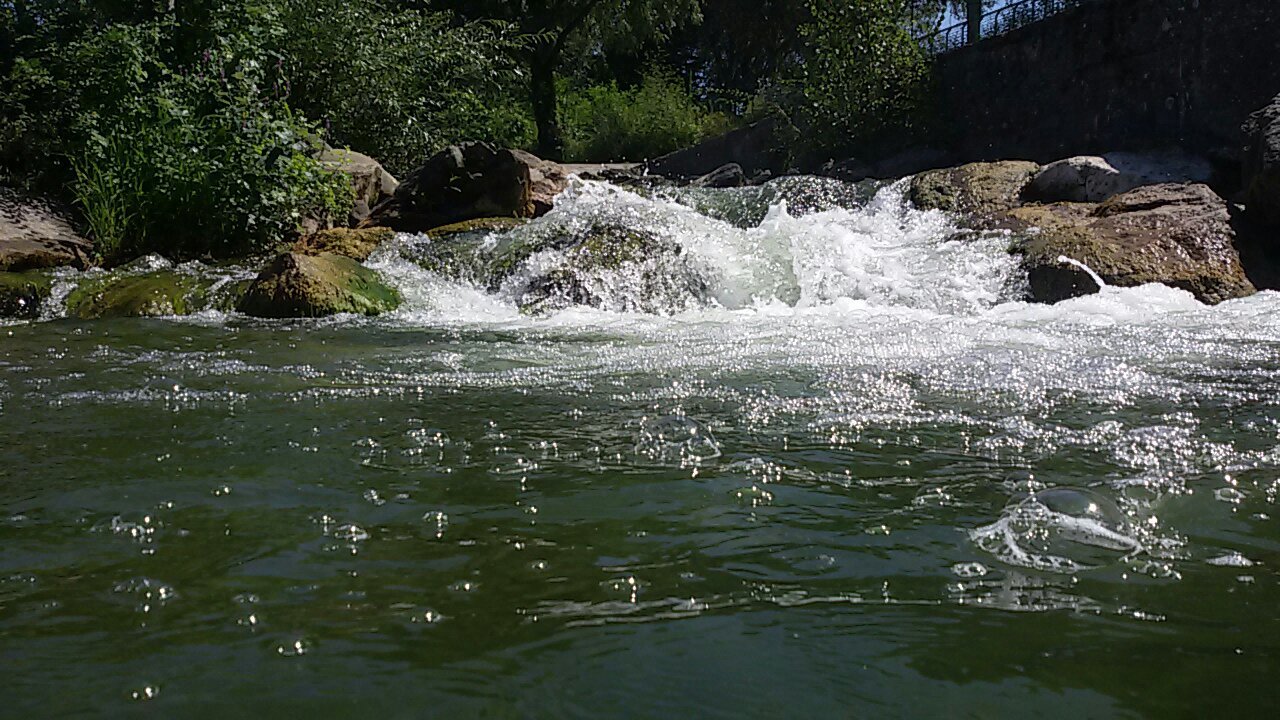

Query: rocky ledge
<box><xmin>909</xmin><ymin>158</ymin><xmax>1261</xmax><ymax>305</ymax></box>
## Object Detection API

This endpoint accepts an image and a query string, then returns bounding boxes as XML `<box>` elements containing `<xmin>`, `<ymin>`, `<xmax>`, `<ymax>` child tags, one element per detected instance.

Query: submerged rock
<box><xmin>1006</xmin><ymin>183</ymin><xmax>1256</xmax><ymax>304</ymax></box>
<box><xmin>403</xmin><ymin>220</ymin><xmax>709</xmax><ymax>315</ymax></box>
<box><xmin>294</xmin><ymin>227</ymin><xmax>395</xmax><ymax>262</ymax></box>
<box><xmin>515</xmin><ymin>224</ymin><xmax>709</xmax><ymax>315</ymax></box>
<box><xmin>64</xmin><ymin>270</ymin><xmax>231</xmax><ymax>319</ymax></box>
<box><xmin>1</xmin><ymin>187</ymin><xmax>93</xmax><ymax>271</ymax></box>
<box><xmin>909</xmin><ymin>161</ymin><xmax>1040</xmax><ymax>218</ymax></box>
<box><xmin>425</xmin><ymin>217</ymin><xmax>527</xmax><ymax>241</ymax></box>
<box><xmin>368</xmin><ymin>143</ymin><xmax>566</xmax><ymax>233</ymax></box>
<box><xmin>692</xmin><ymin>163</ymin><xmax>748</xmax><ymax>189</ymax></box>
<box><xmin>1242</xmin><ymin>93</ymin><xmax>1280</xmax><ymax>227</ymax></box>
<box><xmin>239</xmin><ymin>252</ymin><xmax>400</xmax><ymax>318</ymax></box>
<box><xmin>0</xmin><ymin>270</ymin><xmax>53</xmax><ymax>319</ymax></box>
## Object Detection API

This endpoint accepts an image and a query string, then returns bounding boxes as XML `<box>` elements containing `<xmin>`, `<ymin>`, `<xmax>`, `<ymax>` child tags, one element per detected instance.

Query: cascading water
<box><xmin>4</xmin><ymin>174</ymin><xmax>1280</xmax><ymax>716</ymax></box>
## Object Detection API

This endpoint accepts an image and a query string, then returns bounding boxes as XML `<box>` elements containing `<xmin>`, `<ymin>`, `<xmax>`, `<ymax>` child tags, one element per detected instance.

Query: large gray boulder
<box><xmin>1242</xmin><ymin>94</ymin><xmax>1280</xmax><ymax>227</ymax></box>
<box><xmin>1025</xmin><ymin>152</ymin><xmax>1212</xmax><ymax>204</ymax></box>
<box><xmin>368</xmin><ymin>143</ymin><xmax>566</xmax><ymax>233</ymax></box>
<box><xmin>1003</xmin><ymin>183</ymin><xmax>1256</xmax><ymax>305</ymax></box>
<box><xmin>1</xmin><ymin>187</ymin><xmax>93</xmax><ymax>271</ymax></box>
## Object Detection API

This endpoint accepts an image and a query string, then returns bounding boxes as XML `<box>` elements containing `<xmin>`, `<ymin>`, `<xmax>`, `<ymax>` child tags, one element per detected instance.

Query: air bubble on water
<box><xmin>636</xmin><ymin>415</ymin><xmax>722</xmax><ymax>465</ymax></box>
<box><xmin>1206</xmin><ymin>552</ymin><xmax>1255</xmax><ymax>567</ymax></box>
<box><xmin>971</xmin><ymin>487</ymin><xmax>1143</xmax><ymax>574</ymax></box>
<box><xmin>423</xmin><ymin>511</ymin><xmax>448</xmax><ymax>539</ymax></box>
<box><xmin>448</xmin><ymin>580</ymin><xmax>478</xmax><ymax>594</ymax></box>
<box><xmin>277</xmin><ymin>639</ymin><xmax>308</xmax><ymax>657</ymax></box>
<box><xmin>952</xmin><ymin>562</ymin><xmax>989</xmax><ymax>578</ymax></box>
<box><xmin>129</xmin><ymin>685</ymin><xmax>160</xmax><ymax>701</ymax></box>
<box><xmin>331</xmin><ymin>523</ymin><xmax>369</xmax><ymax>542</ymax></box>
<box><xmin>112</xmin><ymin>577</ymin><xmax>177</xmax><ymax>612</ymax></box>
<box><xmin>362</xmin><ymin>489</ymin><xmax>385</xmax><ymax>506</ymax></box>
<box><xmin>1214</xmin><ymin>487</ymin><xmax>1245</xmax><ymax>504</ymax></box>
<box><xmin>734</xmin><ymin>485</ymin><xmax>774</xmax><ymax>507</ymax></box>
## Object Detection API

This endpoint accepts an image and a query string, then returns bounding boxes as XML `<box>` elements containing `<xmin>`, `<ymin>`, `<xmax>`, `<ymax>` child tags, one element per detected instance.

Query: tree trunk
<box><xmin>530</xmin><ymin>50</ymin><xmax>564</xmax><ymax>162</ymax></box>
<box><xmin>966</xmin><ymin>0</ymin><xmax>984</xmax><ymax>43</ymax></box>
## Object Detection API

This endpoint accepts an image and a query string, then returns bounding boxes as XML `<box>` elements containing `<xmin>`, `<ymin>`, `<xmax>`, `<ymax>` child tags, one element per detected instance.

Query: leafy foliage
<box><xmin>279</xmin><ymin>0</ymin><xmax>527</xmax><ymax>175</ymax></box>
<box><xmin>560</xmin><ymin>72</ymin><xmax>733</xmax><ymax>162</ymax></box>
<box><xmin>793</xmin><ymin>0</ymin><xmax>935</xmax><ymax>150</ymax></box>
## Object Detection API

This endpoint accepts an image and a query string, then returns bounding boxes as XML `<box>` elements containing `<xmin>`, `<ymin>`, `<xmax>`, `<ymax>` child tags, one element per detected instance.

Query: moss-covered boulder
<box><xmin>425</xmin><ymin>217</ymin><xmax>527</xmax><ymax>240</ymax></box>
<box><xmin>1006</xmin><ymin>183</ymin><xmax>1256</xmax><ymax>305</ymax></box>
<box><xmin>238</xmin><ymin>252</ymin><xmax>401</xmax><ymax>318</ymax></box>
<box><xmin>909</xmin><ymin>161</ymin><xmax>1040</xmax><ymax>218</ymax></box>
<box><xmin>64</xmin><ymin>271</ymin><xmax>216</xmax><ymax>319</ymax></box>
<box><xmin>294</xmin><ymin>227</ymin><xmax>395</xmax><ymax>261</ymax></box>
<box><xmin>0</xmin><ymin>271</ymin><xmax>53</xmax><ymax>319</ymax></box>
<box><xmin>513</xmin><ymin>224</ymin><xmax>709</xmax><ymax>315</ymax></box>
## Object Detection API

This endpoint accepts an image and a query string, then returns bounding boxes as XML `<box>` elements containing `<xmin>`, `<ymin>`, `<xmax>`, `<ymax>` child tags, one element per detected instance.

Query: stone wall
<box><xmin>934</xmin><ymin>0</ymin><xmax>1280</xmax><ymax>164</ymax></box>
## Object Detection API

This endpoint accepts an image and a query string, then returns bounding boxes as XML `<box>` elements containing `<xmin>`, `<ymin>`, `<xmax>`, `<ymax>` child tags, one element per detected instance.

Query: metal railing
<box><xmin>919</xmin><ymin>0</ymin><xmax>1097</xmax><ymax>55</ymax></box>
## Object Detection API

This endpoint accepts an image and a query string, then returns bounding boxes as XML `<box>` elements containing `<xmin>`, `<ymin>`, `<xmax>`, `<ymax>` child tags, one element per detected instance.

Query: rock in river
<box><xmin>1005</xmin><ymin>183</ymin><xmax>1256</xmax><ymax>304</ymax></box>
<box><xmin>0</xmin><ymin>271</ymin><xmax>53</xmax><ymax>319</ymax></box>
<box><xmin>909</xmin><ymin>161</ymin><xmax>1040</xmax><ymax>219</ymax></box>
<box><xmin>368</xmin><ymin>143</ymin><xmax>567</xmax><ymax>233</ymax></box>
<box><xmin>239</xmin><ymin>252</ymin><xmax>401</xmax><ymax>318</ymax></box>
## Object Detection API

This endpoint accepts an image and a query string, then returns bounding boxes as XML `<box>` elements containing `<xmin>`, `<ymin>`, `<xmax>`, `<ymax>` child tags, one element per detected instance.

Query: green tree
<box><xmin>429</xmin><ymin>0</ymin><xmax>703</xmax><ymax>160</ymax></box>
<box><xmin>798</xmin><ymin>0</ymin><xmax>933</xmax><ymax>148</ymax></box>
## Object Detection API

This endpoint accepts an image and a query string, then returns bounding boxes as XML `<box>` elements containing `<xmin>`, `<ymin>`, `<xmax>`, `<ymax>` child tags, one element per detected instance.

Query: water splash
<box><xmin>1057</xmin><ymin>255</ymin><xmax>1108</xmax><ymax>290</ymax></box>
<box><xmin>972</xmin><ymin>487</ymin><xmax>1144</xmax><ymax>573</ymax></box>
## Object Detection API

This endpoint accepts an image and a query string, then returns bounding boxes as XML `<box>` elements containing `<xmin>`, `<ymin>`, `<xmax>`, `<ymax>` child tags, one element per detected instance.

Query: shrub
<box><xmin>62</xmin><ymin>16</ymin><xmax>349</xmax><ymax>262</ymax></box>
<box><xmin>279</xmin><ymin>0</ymin><xmax>527</xmax><ymax>176</ymax></box>
<box><xmin>559</xmin><ymin>72</ymin><xmax>733</xmax><ymax>163</ymax></box>
<box><xmin>797</xmin><ymin>0</ymin><xmax>931</xmax><ymax>149</ymax></box>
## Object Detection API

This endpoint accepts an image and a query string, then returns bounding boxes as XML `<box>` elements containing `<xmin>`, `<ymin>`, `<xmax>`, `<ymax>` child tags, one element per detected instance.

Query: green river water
<box><xmin>2</xmin><ymin>179</ymin><xmax>1278</xmax><ymax>717</ymax></box>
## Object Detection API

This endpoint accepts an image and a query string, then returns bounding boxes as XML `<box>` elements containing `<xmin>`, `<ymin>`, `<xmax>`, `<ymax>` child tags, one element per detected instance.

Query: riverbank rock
<box><xmin>321</xmin><ymin>147</ymin><xmax>399</xmax><ymax>225</ymax></box>
<box><xmin>1242</xmin><ymin>93</ymin><xmax>1280</xmax><ymax>227</ymax></box>
<box><xmin>239</xmin><ymin>252</ymin><xmax>400</xmax><ymax>318</ymax></box>
<box><xmin>0</xmin><ymin>271</ymin><xmax>53</xmax><ymax>319</ymax></box>
<box><xmin>294</xmin><ymin>227</ymin><xmax>395</xmax><ymax>262</ymax></box>
<box><xmin>1025</xmin><ymin>152</ymin><xmax>1213</xmax><ymax>203</ymax></box>
<box><xmin>1</xmin><ymin>187</ymin><xmax>93</xmax><ymax>271</ymax></box>
<box><xmin>909</xmin><ymin>161</ymin><xmax>1040</xmax><ymax>218</ymax></box>
<box><xmin>368</xmin><ymin>143</ymin><xmax>566</xmax><ymax>233</ymax></box>
<box><xmin>1006</xmin><ymin>183</ymin><xmax>1256</xmax><ymax>304</ymax></box>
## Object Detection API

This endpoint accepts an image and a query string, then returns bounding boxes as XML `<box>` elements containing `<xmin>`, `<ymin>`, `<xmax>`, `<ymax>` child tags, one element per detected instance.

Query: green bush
<box><xmin>797</xmin><ymin>0</ymin><xmax>931</xmax><ymax>149</ymax></box>
<box><xmin>559</xmin><ymin>72</ymin><xmax>734</xmax><ymax>163</ymax></box>
<box><xmin>279</xmin><ymin>1</ymin><xmax>528</xmax><ymax>176</ymax></box>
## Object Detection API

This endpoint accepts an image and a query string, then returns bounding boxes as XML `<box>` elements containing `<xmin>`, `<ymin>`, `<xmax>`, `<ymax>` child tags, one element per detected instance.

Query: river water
<box><xmin>3</xmin><ymin>179</ymin><xmax>1279</xmax><ymax>717</ymax></box>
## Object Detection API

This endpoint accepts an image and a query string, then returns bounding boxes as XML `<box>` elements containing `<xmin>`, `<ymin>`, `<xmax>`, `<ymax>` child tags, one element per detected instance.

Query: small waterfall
<box><xmin>1057</xmin><ymin>255</ymin><xmax>1108</xmax><ymax>290</ymax></box>
<box><xmin>378</xmin><ymin>177</ymin><xmax>1028</xmax><ymax>320</ymax></box>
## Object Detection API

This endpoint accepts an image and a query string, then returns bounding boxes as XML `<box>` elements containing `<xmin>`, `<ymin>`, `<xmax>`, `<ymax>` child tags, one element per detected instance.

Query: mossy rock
<box><xmin>1005</xmin><ymin>183</ymin><xmax>1256</xmax><ymax>305</ymax></box>
<box><xmin>0</xmin><ymin>271</ymin><xmax>53</xmax><ymax>319</ymax></box>
<box><xmin>514</xmin><ymin>224</ymin><xmax>707</xmax><ymax>315</ymax></box>
<box><xmin>425</xmin><ymin>217</ymin><xmax>527</xmax><ymax>240</ymax></box>
<box><xmin>64</xmin><ymin>271</ymin><xmax>214</xmax><ymax>319</ymax></box>
<box><xmin>909</xmin><ymin>161</ymin><xmax>1040</xmax><ymax>219</ymax></box>
<box><xmin>294</xmin><ymin>227</ymin><xmax>395</xmax><ymax>261</ymax></box>
<box><xmin>239</xmin><ymin>252</ymin><xmax>401</xmax><ymax>318</ymax></box>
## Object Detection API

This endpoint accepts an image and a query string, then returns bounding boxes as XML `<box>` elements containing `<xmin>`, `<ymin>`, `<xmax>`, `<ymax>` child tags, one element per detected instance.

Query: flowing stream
<box><xmin>3</xmin><ymin>178</ymin><xmax>1279</xmax><ymax>716</ymax></box>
